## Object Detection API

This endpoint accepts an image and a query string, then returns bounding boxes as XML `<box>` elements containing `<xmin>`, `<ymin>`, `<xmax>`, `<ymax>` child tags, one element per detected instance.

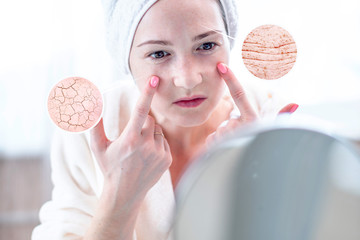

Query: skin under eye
<box><xmin>149</xmin><ymin>51</ymin><xmax>170</xmax><ymax>60</ymax></box>
<box><xmin>197</xmin><ymin>42</ymin><xmax>217</xmax><ymax>51</ymax></box>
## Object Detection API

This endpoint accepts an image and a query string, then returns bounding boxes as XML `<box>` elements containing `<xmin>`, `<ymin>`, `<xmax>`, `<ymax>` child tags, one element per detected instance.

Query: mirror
<box><xmin>174</xmin><ymin>120</ymin><xmax>360</xmax><ymax>240</ymax></box>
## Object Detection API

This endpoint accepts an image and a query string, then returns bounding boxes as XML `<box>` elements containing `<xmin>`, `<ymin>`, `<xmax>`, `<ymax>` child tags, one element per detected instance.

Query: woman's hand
<box><xmin>278</xmin><ymin>103</ymin><xmax>299</xmax><ymax>114</ymax></box>
<box><xmin>90</xmin><ymin>76</ymin><xmax>172</xmax><ymax>200</ymax></box>
<box><xmin>206</xmin><ymin>63</ymin><xmax>258</xmax><ymax>145</ymax></box>
<box><xmin>85</xmin><ymin>76</ymin><xmax>172</xmax><ymax>240</ymax></box>
<box><xmin>206</xmin><ymin>63</ymin><xmax>298</xmax><ymax>145</ymax></box>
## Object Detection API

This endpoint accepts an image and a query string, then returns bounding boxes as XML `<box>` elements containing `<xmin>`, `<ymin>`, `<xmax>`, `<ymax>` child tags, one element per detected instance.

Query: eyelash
<box><xmin>148</xmin><ymin>42</ymin><xmax>218</xmax><ymax>61</ymax></box>
<box><xmin>149</xmin><ymin>51</ymin><xmax>170</xmax><ymax>59</ymax></box>
<box><xmin>197</xmin><ymin>42</ymin><xmax>217</xmax><ymax>51</ymax></box>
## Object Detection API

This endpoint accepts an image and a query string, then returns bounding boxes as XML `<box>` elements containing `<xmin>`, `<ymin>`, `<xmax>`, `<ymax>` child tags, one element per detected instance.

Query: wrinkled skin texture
<box><xmin>242</xmin><ymin>25</ymin><xmax>297</xmax><ymax>80</ymax></box>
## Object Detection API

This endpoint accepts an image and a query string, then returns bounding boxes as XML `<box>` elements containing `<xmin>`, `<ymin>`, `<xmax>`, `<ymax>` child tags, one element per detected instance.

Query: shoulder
<box><xmin>102</xmin><ymin>79</ymin><xmax>140</xmax><ymax>140</ymax></box>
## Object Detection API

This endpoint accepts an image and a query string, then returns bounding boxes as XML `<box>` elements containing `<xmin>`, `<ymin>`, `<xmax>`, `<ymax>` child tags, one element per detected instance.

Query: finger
<box><xmin>154</xmin><ymin>124</ymin><xmax>164</xmax><ymax>143</ymax></box>
<box><xmin>208</xmin><ymin>126</ymin><xmax>226</xmax><ymax>145</ymax></box>
<box><xmin>278</xmin><ymin>103</ymin><xmax>299</xmax><ymax>114</ymax></box>
<box><xmin>217</xmin><ymin>63</ymin><xmax>257</xmax><ymax>119</ymax></box>
<box><xmin>216</xmin><ymin>125</ymin><xmax>227</xmax><ymax>136</ymax></box>
<box><xmin>206</xmin><ymin>132</ymin><xmax>216</xmax><ymax>147</ymax></box>
<box><xmin>142</xmin><ymin>115</ymin><xmax>156</xmax><ymax>138</ymax></box>
<box><xmin>226</xmin><ymin>118</ymin><xmax>239</xmax><ymax>129</ymax></box>
<box><xmin>164</xmin><ymin>137</ymin><xmax>171</xmax><ymax>153</ymax></box>
<box><xmin>206</xmin><ymin>128</ymin><xmax>225</xmax><ymax>148</ymax></box>
<box><xmin>129</xmin><ymin>76</ymin><xmax>159</xmax><ymax>133</ymax></box>
<box><xmin>90</xmin><ymin>118</ymin><xmax>109</xmax><ymax>154</ymax></box>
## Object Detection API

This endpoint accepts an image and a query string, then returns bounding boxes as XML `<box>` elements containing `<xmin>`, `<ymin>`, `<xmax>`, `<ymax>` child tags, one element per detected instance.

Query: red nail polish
<box><xmin>217</xmin><ymin>63</ymin><xmax>227</xmax><ymax>74</ymax></box>
<box><xmin>290</xmin><ymin>104</ymin><xmax>299</xmax><ymax>113</ymax></box>
<box><xmin>150</xmin><ymin>76</ymin><xmax>159</xmax><ymax>88</ymax></box>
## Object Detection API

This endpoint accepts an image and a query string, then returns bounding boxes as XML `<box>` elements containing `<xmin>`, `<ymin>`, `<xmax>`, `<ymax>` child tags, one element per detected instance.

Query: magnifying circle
<box><xmin>242</xmin><ymin>25</ymin><xmax>297</xmax><ymax>80</ymax></box>
<box><xmin>47</xmin><ymin>77</ymin><xmax>103</xmax><ymax>133</ymax></box>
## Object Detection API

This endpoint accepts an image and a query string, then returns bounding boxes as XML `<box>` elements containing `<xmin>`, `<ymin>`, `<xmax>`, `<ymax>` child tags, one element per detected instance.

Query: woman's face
<box><xmin>129</xmin><ymin>0</ymin><xmax>230</xmax><ymax>127</ymax></box>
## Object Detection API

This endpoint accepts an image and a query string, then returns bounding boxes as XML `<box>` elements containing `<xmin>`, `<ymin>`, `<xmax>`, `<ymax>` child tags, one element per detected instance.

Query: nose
<box><xmin>172</xmin><ymin>55</ymin><xmax>202</xmax><ymax>89</ymax></box>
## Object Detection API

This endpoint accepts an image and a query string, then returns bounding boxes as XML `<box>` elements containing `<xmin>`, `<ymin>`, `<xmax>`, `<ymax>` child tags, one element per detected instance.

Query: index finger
<box><xmin>217</xmin><ymin>63</ymin><xmax>257</xmax><ymax>119</ymax></box>
<box><xmin>90</xmin><ymin>118</ymin><xmax>109</xmax><ymax>155</ymax></box>
<box><xmin>129</xmin><ymin>76</ymin><xmax>159</xmax><ymax>133</ymax></box>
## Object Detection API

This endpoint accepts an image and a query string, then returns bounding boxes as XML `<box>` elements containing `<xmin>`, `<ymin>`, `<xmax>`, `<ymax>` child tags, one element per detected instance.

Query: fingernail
<box><xmin>150</xmin><ymin>76</ymin><xmax>159</xmax><ymax>88</ymax></box>
<box><xmin>217</xmin><ymin>63</ymin><xmax>228</xmax><ymax>74</ymax></box>
<box><xmin>290</xmin><ymin>104</ymin><xmax>299</xmax><ymax>113</ymax></box>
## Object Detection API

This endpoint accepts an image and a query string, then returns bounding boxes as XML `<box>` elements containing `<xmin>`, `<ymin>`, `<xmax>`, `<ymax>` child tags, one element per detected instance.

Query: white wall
<box><xmin>0</xmin><ymin>0</ymin><xmax>113</xmax><ymax>156</ymax></box>
<box><xmin>0</xmin><ymin>0</ymin><xmax>359</xmax><ymax>156</ymax></box>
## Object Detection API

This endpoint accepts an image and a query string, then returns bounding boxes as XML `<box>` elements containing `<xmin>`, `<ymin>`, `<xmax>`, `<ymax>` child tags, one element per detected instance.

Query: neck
<box><xmin>150</xmin><ymin>97</ymin><xmax>233</xmax><ymax>189</ymax></box>
<box><xmin>161</xmin><ymin>119</ymin><xmax>217</xmax><ymax>190</ymax></box>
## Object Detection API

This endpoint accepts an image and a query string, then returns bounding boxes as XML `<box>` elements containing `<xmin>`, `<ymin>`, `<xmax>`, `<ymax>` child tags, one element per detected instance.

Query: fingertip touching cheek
<box><xmin>128</xmin><ymin>0</ymin><xmax>231</xmax><ymax>127</ymax></box>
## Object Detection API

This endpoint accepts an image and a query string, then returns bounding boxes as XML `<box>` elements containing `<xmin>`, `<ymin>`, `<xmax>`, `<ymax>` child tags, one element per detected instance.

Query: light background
<box><xmin>0</xmin><ymin>0</ymin><xmax>359</xmax><ymax>238</ymax></box>
<box><xmin>1</xmin><ymin>0</ymin><xmax>360</xmax><ymax>156</ymax></box>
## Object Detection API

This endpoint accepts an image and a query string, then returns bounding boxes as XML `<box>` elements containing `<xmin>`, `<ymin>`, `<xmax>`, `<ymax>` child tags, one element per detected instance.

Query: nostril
<box><xmin>172</xmin><ymin>57</ymin><xmax>203</xmax><ymax>88</ymax></box>
<box><xmin>173</xmin><ymin>74</ymin><xmax>202</xmax><ymax>89</ymax></box>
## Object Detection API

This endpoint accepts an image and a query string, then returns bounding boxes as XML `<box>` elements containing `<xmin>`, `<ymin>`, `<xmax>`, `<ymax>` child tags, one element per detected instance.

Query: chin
<box><xmin>175</xmin><ymin>111</ymin><xmax>212</xmax><ymax>128</ymax></box>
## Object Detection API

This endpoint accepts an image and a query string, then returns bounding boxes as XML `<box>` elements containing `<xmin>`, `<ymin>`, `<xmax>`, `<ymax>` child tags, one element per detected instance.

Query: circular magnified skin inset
<box><xmin>47</xmin><ymin>77</ymin><xmax>103</xmax><ymax>133</ymax></box>
<box><xmin>242</xmin><ymin>25</ymin><xmax>297</xmax><ymax>80</ymax></box>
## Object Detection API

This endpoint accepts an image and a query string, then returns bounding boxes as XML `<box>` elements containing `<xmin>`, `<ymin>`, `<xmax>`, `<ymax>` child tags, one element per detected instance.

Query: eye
<box><xmin>197</xmin><ymin>42</ymin><xmax>217</xmax><ymax>51</ymax></box>
<box><xmin>149</xmin><ymin>51</ymin><xmax>170</xmax><ymax>59</ymax></box>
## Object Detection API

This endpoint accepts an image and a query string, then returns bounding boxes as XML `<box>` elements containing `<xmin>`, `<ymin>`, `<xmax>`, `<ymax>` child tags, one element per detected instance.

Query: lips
<box><xmin>173</xmin><ymin>96</ymin><xmax>207</xmax><ymax>108</ymax></box>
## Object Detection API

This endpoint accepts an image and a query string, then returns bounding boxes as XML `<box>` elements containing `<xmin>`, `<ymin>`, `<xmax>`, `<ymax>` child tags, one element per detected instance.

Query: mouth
<box><xmin>173</xmin><ymin>96</ymin><xmax>207</xmax><ymax>108</ymax></box>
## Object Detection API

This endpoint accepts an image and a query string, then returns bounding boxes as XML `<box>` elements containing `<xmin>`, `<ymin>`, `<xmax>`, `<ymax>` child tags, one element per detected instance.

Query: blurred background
<box><xmin>0</xmin><ymin>0</ymin><xmax>359</xmax><ymax>239</ymax></box>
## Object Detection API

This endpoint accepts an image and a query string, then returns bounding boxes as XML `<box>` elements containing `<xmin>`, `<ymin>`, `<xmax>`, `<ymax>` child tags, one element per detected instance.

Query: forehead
<box><xmin>133</xmin><ymin>0</ymin><xmax>225</xmax><ymax>42</ymax></box>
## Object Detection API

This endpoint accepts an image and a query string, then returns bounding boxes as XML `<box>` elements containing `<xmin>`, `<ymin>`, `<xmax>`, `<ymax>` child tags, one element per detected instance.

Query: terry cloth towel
<box><xmin>102</xmin><ymin>0</ymin><xmax>239</xmax><ymax>77</ymax></box>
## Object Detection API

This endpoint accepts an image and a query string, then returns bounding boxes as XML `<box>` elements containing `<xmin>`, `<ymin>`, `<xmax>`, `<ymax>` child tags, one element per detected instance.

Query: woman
<box><xmin>32</xmin><ymin>0</ymin><xmax>296</xmax><ymax>239</ymax></box>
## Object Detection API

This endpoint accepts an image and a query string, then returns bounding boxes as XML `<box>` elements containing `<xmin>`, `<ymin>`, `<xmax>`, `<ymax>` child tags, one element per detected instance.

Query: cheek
<box><xmin>202</xmin><ymin>47</ymin><xmax>230</xmax><ymax>74</ymax></box>
<box><xmin>130</xmin><ymin>56</ymin><xmax>156</xmax><ymax>88</ymax></box>
<box><xmin>150</xmin><ymin>92</ymin><xmax>171</xmax><ymax>119</ymax></box>
<box><xmin>210</xmin><ymin>79</ymin><xmax>226</xmax><ymax>101</ymax></box>
<box><xmin>133</xmin><ymin>69</ymin><xmax>159</xmax><ymax>93</ymax></box>
<box><xmin>201</xmin><ymin>54</ymin><xmax>228</xmax><ymax>85</ymax></box>
<box><xmin>202</xmin><ymin>53</ymin><xmax>228</xmax><ymax>100</ymax></box>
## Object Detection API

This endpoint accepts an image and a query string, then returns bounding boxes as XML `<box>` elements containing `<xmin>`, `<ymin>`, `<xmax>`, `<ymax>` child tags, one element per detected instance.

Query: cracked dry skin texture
<box><xmin>242</xmin><ymin>25</ymin><xmax>297</xmax><ymax>80</ymax></box>
<box><xmin>47</xmin><ymin>77</ymin><xmax>103</xmax><ymax>133</ymax></box>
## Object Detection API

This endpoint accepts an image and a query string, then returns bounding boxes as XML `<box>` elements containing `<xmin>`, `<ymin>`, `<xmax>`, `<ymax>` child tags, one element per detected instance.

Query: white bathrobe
<box><xmin>32</xmin><ymin>80</ymin><xmax>176</xmax><ymax>240</ymax></box>
<box><xmin>32</xmin><ymin>78</ymin><xmax>282</xmax><ymax>240</ymax></box>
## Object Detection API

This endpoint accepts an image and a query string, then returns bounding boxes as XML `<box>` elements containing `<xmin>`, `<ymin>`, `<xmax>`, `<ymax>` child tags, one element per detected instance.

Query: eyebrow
<box><xmin>136</xmin><ymin>30</ymin><xmax>223</xmax><ymax>48</ymax></box>
<box><xmin>192</xmin><ymin>30</ymin><xmax>222</xmax><ymax>41</ymax></box>
<box><xmin>136</xmin><ymin>40</ymin><xmax>172</xmax><ymax>47</ymax></box>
